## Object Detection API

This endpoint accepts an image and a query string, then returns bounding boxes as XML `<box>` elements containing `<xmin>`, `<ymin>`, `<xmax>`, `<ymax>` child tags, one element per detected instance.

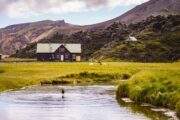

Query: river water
<box><xmin>0</xmin><ymin>86</ymin><xmax>170</xmax><ymax>120</ymax></box>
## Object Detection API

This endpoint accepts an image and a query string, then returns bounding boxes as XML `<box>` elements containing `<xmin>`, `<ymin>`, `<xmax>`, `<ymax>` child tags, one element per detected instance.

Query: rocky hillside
<box><xmin>1</xmin><ymin>0</ymin><xmax>179</xmax><ymax>55</ymax></box>
<box><xmin>93</xmin><ymin>15</ymin><xmax>180</xmax><ymax>62</ymax></box>
<box><xmin>12</xmin><ymin>15</ymin><xmax>180</xmax><ymax>62</ymax></box>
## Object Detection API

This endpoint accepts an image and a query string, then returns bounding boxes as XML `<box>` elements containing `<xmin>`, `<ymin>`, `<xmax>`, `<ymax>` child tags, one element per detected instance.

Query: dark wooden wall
<box><xmin>37</xmin><ymin>45</ymin><xmax>81</xmax><ymax>62</ymax></box>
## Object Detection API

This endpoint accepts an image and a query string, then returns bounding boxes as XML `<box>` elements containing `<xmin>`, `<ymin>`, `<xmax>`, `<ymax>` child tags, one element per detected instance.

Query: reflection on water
<box><xmin>116</xmin><ymin>98</ymin><xmax>171</xmax><ymax>120</ymax></box>
<box><xmin>0</xmin><ymin>86</ymin><xmax>169</xmax><ymax>120</ymax></box>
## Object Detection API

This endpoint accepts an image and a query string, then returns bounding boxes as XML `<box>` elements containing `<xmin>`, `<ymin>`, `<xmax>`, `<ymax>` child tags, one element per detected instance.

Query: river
<box><xmin>0</xmin><ymin>86</ymin><xmax>172</xmax><ymax>120</ymax></box>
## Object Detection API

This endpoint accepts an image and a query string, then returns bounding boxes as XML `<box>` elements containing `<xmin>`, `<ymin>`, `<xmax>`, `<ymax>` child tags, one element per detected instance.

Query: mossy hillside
<box><xmin>93</xmin><ymin>15</ymin><xmax>180</xmax><ymax>62</ymax></box>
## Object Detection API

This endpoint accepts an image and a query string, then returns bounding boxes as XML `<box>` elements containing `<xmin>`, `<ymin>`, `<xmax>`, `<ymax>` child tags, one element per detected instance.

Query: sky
<box><xmin>0</xmin><ymin>0</ymin><xmax>149</xmax><ymax>28</ymax></box>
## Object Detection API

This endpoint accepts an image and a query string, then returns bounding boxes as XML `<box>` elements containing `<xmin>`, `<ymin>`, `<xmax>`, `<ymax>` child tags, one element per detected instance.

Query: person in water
<box><xmin>61</xmin><ymin>88</ymin><xmax>65</xmax><ymax>98</ymax></box>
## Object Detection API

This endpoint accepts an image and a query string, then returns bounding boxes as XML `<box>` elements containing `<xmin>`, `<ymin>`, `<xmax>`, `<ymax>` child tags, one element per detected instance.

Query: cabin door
<box><xmin>61</xmin><ymin>55</ymin><xmax>64</xmax><ymax>61</ymax></box>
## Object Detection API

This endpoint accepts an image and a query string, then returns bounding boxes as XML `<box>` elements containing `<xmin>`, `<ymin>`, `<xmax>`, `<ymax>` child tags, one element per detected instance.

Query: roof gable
<box><xmin>36</xmin><ymin>43</ymin><xmax>81</xmax><ymax>53</ymax></box>
<box><xmin>54</xmin><ymin>44</ymin><xmax>70</xmax><ymax>53</ymax></box>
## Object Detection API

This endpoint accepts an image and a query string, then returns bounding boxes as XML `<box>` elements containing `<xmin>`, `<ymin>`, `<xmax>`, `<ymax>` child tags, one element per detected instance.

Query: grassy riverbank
<box><xmin>0</xmin><ymin>62</ymin><xmax>180</xmax><ymax>116</ymax></box>
<box><xmin>116</xmin><ymin>69</ymin><xmax>180</xmax><ymax>117</ymax></box>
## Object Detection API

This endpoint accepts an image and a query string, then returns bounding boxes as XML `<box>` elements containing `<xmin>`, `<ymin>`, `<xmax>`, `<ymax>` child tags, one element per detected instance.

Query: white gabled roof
<box><xmin>37</xmin><ymin>44</ymin><xmax>60</xmax><ymax>53</ymax></box>
<box><xmin>37</xmin><ymin>43</ymin><xmax>81</xmax><ymax>53</ymax></box>
<box><xmin>65</xmin><ymin>44</ymin><xmax>81</xmax><ymax>53</ymax></box>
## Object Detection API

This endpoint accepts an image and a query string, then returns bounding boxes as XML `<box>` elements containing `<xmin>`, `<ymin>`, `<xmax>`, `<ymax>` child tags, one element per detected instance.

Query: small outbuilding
<box><xmin>126</xmin><ymin>36</ymin><xmax>138</xmax><ymax>42</ymax></box>
<box><xmin>36</xmin><ymin>43</ymin><xmax>81</xmax><ymax>62</ymax></box>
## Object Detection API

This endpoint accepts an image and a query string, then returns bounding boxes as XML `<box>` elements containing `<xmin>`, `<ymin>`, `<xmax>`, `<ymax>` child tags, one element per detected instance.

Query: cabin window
<box><xmin>60</xmin><ymin>48</ymin><xmax>65</xmax><ymax>52</ymax></box>
<box><xmin>52</xmin><ymin>54</ymin><xmax>54</xmax><ymax>59</ymax></box>
<box><xmin>65</xmin><ymin>54</ymin><xmax>69</xmax><ymax>59</ymax></box>
<box><xmin>72</xmin><ymin>54</ymin><xmax>76</xmax><ymax>59</ymax></box>
<box><xmin>57</xmin><ymin>55</ymin><xmax>59</xmax><ymax>58</ymax></box>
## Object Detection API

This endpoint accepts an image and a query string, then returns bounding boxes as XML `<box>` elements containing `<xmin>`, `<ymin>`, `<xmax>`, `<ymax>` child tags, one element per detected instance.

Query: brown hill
<box><xmin>86</xmin><ymin>0</ymin><xmax>180</xmax><ymax>29</ymax></box>
<box><xmin>0</xmin><ymin>20</ymin><xmax>83</xmax><ymax>55</ymax></box>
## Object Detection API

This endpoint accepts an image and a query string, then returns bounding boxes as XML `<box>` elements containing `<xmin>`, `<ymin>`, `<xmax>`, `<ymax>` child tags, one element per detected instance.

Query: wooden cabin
<box><xmin>36</xmin><ymin>43</ymin><xmax>81</xmax><ymax>62</ymax></box>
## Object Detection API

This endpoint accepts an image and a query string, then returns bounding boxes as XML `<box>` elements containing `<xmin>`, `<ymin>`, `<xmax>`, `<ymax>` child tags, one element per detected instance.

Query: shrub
<box><xmin>122</xmin><ymin>73</ymin><xmax>131</xmax><ymax>79</ymax></box>
<box><xmin>117</xmin><ymin>83</ymin><xmax>129</xmax><ymax>98</ymax></box>
<box><xmin>0</xmin><ymin>70</ymin><xmax>4</xmax><ymax>74</ymax></box>
<box><xmin>60</xmin><ymin>72</ymin><xmax>122</xmax><ymax>85</ymax></box>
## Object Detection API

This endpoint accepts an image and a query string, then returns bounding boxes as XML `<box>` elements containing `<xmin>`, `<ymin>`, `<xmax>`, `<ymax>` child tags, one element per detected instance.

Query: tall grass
<box><xmin>117</xmin><ymin>70</ymin><xmax>180</xmax><ymax>118</ymax></box>
<box><xmin>0</xmin><ymin>62</ymin><xmax>179</xmax><ymax>91</ymax></box>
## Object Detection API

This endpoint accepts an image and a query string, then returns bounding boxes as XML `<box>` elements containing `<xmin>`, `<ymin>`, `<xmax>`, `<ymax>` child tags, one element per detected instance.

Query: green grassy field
<box><xmin>0</xmin><ymin>62</ymin><xmax>180</xmax><ymax>116</ymax></box>
<box><xmin>0</xmin><ymin>62</ymin><xmax>136</xmax><ymax>91</ymax></box>
<box><xmin>0</xmin><ymin>62</ymin><xmax>179</xmax><ymax>90</ymax></box>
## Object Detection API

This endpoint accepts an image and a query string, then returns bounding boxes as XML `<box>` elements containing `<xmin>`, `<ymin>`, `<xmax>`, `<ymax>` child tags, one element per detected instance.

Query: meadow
<box><xmin>0</xmin><ymin>62</ymin><xmax>136</xmax><ymax>91</ymax></box>
<box><xmin>0</xmin><ymin>62</ymin><xmax>180</xmax><ymax>117</ymax></box>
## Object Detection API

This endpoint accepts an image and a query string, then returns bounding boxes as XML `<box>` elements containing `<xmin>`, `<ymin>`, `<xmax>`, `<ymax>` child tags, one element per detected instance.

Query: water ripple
<box><xmin>0</xmin><ymin>86</ymin><xmax>149</xmax><ymax>120</ymax></box>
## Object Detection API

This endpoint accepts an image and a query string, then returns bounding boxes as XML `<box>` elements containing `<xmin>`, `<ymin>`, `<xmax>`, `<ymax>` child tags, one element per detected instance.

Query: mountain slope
<box><xmin>114</xmin><ymin>0</ymin><xmax>180</xmax><ymax>23</ymax></box>
<box><xmin>0</xmin><ymin>20</ymin><xmax>83</xmax><ymax>55</ymax></box>
<box><xmin>86</xmin><ymin>0</ymin><xmax>180</xmax><ymax>29</ymax></box>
